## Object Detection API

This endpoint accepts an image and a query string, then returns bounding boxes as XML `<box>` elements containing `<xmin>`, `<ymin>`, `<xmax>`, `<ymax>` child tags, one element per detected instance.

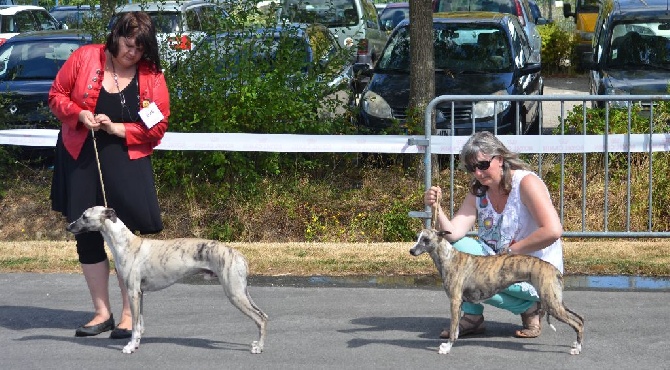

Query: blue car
<box><xmin>356</xmin><ymin>12</ymin><xmax>543</xmax><ymax>135</ymax></box>
<box><xmin>0</xmin><ymin>30</ymin><xmax>91</xmax><ymax>130</ymax></box>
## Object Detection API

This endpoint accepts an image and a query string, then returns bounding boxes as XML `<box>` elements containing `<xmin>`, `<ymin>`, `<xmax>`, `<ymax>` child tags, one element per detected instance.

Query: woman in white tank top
<box><xmin>424</xmin><ymin>131</ymin><xmax>564</xmax><ymax>340</ymax></box>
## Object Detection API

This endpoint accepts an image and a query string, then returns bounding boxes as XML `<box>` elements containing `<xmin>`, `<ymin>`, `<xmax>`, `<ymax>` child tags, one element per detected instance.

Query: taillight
<box><xmin>169</xmin><ymin>35</ymin><xmax>191</xmax><ymax>50</ymax></box>
<box><xmin>357</xmin><ymin>38</ymin><xmax>369</xmax><ymax>55</ymax></box>
<box><xmin>513</xmin><ymin>0</ymin><xmax>525</xmax><ymax>26</ymax></box>
<box><xmin>0</xmin><ymin>38</ymin><xmax>7</xmax><ymax>47</ymax></box>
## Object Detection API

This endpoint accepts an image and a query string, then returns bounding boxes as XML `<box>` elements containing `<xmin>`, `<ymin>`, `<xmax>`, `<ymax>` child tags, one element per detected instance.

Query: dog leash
<box><xmin>91</xmin><ymin>130</ymin><xmax>108</xmax><ymax>207</ymax></box>
<box><xmin>431</xmin><ymin>189</ymin><xmax>442</xmax><ymax>230</ymax></box>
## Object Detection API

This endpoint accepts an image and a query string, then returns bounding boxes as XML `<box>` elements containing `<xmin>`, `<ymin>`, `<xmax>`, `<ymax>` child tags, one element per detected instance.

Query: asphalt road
<box><xmin>1</xmin><ymin>273</ymin><xmax>668</xmax><ymax>370</ymax></box>
<box><xmin>542</xmin><ymin>76</ymin><xmax>590</xmax><ymax>130</ymax></box>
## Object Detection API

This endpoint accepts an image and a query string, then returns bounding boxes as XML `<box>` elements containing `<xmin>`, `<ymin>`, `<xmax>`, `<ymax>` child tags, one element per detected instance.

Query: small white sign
<box><xmin>138</xmin><ymin>102</ymin><xmax>164</xmax><ymax>129</ymax></box>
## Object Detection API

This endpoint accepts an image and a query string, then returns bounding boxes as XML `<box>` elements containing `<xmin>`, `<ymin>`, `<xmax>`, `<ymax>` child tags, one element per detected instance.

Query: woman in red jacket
<box><xmin>49</xmin><ymin>11</ymin><xmax>169</xmax><ymax>340</ymax></box>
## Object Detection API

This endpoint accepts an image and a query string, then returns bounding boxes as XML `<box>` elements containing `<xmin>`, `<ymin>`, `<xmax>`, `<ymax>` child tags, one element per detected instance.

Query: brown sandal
<box><xmin>440</xmin><ymin>314</ymin><xmax>486</xmax><ymax>339</ymax></box>
<box><xmin>515</xmin><ymin>303</ymin><xmax>542</xmax><ymax>338</ymax></box>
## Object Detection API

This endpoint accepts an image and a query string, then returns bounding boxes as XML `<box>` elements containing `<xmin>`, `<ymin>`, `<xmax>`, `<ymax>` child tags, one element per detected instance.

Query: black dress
<box><xmin>51</xmin><ymin>72</ymin><xmax>163</xmax><ymax>234</ymax></box>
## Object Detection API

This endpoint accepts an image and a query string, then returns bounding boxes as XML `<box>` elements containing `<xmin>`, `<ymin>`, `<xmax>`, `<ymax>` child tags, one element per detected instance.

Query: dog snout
<box><xmin>409</xmin><ymin>247</ymin><xmax>422</xmax><ymax>256</ymax></box>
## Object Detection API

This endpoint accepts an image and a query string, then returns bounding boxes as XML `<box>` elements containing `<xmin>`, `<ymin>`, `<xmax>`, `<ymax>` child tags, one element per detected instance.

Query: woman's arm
<box><xmin>510</xmin><ymin>174</ymin><xmax>563</xmax><ymax>254</ymax></box>
<box><xmin>424</xmin><ymin>186</ymin><xmax>477</xmax><ymax>242</ymax></box>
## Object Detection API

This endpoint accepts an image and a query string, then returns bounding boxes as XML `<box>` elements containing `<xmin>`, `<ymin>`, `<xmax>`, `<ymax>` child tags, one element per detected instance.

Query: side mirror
<box><xmin>582</xmin><ymin>52</ymin><xmax>598</xmax><ymax>70</ymax></box>
<box><xmin>520</xmin><ymin>62</ymin><xmax>542</xmax><ymax>75</ymax></box>
<box><xmin>535</xmin><ymin>17</ymin><xmax>549</xmax><ymax>26</ymax></box>
<box><xmin>563</xmin><ymin>3</ymin><xmax>574</xmax><ymax>19</ymax></box>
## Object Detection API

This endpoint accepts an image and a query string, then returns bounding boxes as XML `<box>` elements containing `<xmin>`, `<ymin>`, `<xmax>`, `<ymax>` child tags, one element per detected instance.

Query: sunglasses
<box><xmin>465</xmin><ymin>155</ymin><xmax>498</xmax><ymax>172</ymax></box>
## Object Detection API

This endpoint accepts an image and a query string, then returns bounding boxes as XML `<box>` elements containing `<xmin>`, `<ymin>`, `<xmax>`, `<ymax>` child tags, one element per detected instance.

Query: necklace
<box><xmin>110</xmin><ymin>58</ymin><xmax>126</xmax><ymax>107</ymax></box>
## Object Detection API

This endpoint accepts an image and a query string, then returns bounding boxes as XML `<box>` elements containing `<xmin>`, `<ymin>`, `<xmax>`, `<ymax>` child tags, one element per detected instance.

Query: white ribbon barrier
<box><xmin>1</xmin><ymin>129</ymin><xmax>669</xmax><ymax>154</ymax></box>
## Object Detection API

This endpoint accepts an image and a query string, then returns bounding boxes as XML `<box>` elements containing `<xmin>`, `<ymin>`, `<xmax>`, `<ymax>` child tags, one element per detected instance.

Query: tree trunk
<box><xmin>409</xmin><ymin>0</ymin><xmax>435</xmax><ymax>134</ymax></box>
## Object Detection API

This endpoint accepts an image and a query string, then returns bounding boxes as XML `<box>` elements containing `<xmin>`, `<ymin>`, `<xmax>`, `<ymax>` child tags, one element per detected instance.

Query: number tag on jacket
<box><xmin>139</xmin><ymin>102</ymin><xmax>164</xmax><ymax>129</ymax></box>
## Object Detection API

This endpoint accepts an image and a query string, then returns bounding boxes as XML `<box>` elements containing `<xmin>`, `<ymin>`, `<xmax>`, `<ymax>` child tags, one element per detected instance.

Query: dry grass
<box><xmin>2</xmin><ymin>239</ymin><xmax>669</xmax><ymax>276</ymax></box>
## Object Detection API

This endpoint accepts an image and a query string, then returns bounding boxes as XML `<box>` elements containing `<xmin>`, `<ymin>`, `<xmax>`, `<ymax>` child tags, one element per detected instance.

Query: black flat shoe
<box><xmin>109</xmin><ymin>326</ymin><xmax>132</xmax><ymax>339</ymax></box>
<box><xmin>75</xmin><ymin>315</ymin><xmax>114</xmax><ymax>337</ymax></box>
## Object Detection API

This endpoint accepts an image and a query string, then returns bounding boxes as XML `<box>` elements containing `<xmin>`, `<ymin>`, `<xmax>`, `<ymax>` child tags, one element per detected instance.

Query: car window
<box><xmin>434</xmin><ymin>0</ymin><xmax>519</xmax><ymax>16</ymax></box>
<box><xmin>33</xmin><ymin>10</ymin><xmax>59</xmax><ymax>30</ymax></box>
<box><xmin>607</xmin><ymin>22</ymin><xmax>670</xmax><ymax>66</ymax></box>
<box><xmin>14</xmin><ymin>11</ymin><xmax>38</xmax><ymax>32</ymax></box>
<box><xmin>0</xmin><ymin>41</ymin><xmax>83</xmax><ymax>80</ymax></box>
<box><xmin>184</xmin><ymin>8</ymin><xmax>201</xmax><ymax>31</ymax></box>
<box><xmin>379</xmin><ymin>6</ymin><xmax>408</xmax><ymax>31</ymax></box>
<box><xmin>282</xmin><ymin>0</ymin><xmax>360</xmax><ymax>27</ymax></box>
<box><xmin>197</xmin><ymin>5</ymin><xmax>227</xmax><ymax>31</ymax></box>
<box><xmin>377</xmin><ymin>24</ymin><xmax>512</xmax><ymax>72</ymax></box>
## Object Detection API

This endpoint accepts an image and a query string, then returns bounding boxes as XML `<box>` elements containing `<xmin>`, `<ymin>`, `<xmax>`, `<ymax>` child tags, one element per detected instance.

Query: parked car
<box><xmin>0</xmin><ymin>29</ymin><xmax>91</xmax><ymax>130</ymax></box>
<box><xmin>279</xmin><ymin>0</ymin><xmax>387</xmax><ymax>68</ymax></box>
<box><xmin>378</xmin><ymin>2</ymin><xmax>408</xmax><ymax>32</ymax></box>
<box><xmin>0</xmin><ymin>5</ymin><xmax>63</xmax><ymax>46</ymax></box>
<box><xmin>183</xmin><ymin>23</ymin><xmax>353</xmax><ymax>94</ymax></box>
<box><xmin>528</xmin><ymin>0</ymin><xmax>552</xmax><ymax>24</ymax></box>
<box><xmin>356</xmin><ymin>11</ymin><xmax>543</xmax><ymax>135</ymax></box>
<box><xmin>375</xmin><ymin>2</ymin><xmax>387</xmax><ymax>17</ymax></box>
<box><xmin>49</xmin><ymin>5</ymin><xmax>101</xmax><ymax>29</ymax></box>
<box><xmin>433</xmin><ymin>0</ymin><xmax>544</xmax><ymax>63</ymax></box>
<box><xmin>110</xmin><ymin>0</ymin><xmax>229</xmax><ymax>64</ymax></box>
<box><xmin>586</xmin><ymin>0</ymin><xmax>670</xmax><ymax>110</ymax></box>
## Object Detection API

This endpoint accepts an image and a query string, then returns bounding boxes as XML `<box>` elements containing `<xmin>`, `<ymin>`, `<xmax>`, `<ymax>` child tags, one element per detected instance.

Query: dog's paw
<box><xmin>570</xmin><ymin>341</ymin><xmax>582</xmax><ymax>355</ymax></box>
<box><xmin>122</xmin><ymin>339</ymin><xmax>140</xmax><ymax>354</ymax></box>
<box><xmin>438</xmin><ymin>342</ymin><xmax>452</xmax><ymax>355</ymax></box>
<box><xmin>251</xmin><ymin>340</ymin><xmax>262</xmax><ymax>354</ymax></box>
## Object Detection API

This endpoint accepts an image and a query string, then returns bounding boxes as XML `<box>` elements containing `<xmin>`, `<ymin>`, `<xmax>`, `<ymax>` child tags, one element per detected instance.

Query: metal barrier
<box><xmin>409</xmin><ymin>94</ymin><xmax>670</xmax><ymax>238</ymax></box>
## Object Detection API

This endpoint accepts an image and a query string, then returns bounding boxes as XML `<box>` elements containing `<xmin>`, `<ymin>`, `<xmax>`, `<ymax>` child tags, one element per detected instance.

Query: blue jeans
<box><xmin>453</xmin><ymin>237</ymin><xmax>538</xmax><ymax>315</ymax></box>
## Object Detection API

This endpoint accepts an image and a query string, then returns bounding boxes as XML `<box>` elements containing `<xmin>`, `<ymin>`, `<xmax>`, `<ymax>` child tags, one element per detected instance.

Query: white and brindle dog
<box><xmin>409</xmin><ymin>229</ymin><xmax>584</xmax><ymax>355</ymax></box>
<box><xmin>67</xmin><ymin>206</ymin><xmax>268</xmax><ymax>354</ymax></box>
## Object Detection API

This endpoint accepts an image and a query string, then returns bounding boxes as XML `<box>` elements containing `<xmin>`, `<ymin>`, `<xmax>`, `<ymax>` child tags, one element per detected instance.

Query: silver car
<box><xmin>110</xmin><ymin>0</ymin><xmax>228</xmax><ymax>65</ymax></box>
<box><xmin>433</xmin><ymin>0</ymin><xmax>543</xmax><ymax>63</ymax></box>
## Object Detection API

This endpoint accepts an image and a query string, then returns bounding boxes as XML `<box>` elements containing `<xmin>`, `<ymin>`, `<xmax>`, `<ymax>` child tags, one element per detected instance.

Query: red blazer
<box><xmin>49</xmin><ymin>44</ymin><xmax>170</xmax><ymax>160</ymax></box>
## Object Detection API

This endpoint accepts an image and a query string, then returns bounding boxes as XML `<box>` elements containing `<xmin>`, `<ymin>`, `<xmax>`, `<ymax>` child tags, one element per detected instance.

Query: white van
<box><xmin>279</xmin><ymin>0</ymin><xmax>387</xmax><ymax>67</ymax></box>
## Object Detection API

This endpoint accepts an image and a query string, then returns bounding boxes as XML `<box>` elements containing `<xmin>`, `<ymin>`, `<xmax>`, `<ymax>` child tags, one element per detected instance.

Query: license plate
<box><xmin>436</xmin><ymin>129</ymin><xmax>452</xmax><ymax>136</ymax></box>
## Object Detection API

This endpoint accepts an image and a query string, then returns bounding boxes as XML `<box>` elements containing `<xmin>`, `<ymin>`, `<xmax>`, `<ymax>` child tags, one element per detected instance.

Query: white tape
<box><xmin>1</xmin><ymin>129</ymin><xmax>669</xmax><ymax>154</ymax></box>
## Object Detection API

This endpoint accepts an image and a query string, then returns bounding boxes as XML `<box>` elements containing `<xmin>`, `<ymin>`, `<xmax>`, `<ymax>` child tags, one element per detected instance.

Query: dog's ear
<box><xmin>103</xmin><ymin>208</ymin><xmax>118</xmax><ymax>223</ymax></box>
<box><xmin>436</xmin><ymin>230</ymin><xmax>452</xmax><ymax>238</ymax></box>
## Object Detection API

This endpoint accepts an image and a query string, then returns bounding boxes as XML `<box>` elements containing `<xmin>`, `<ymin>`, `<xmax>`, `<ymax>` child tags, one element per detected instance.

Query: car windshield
<box><xmin>110</xmin><ymin>11</ymin><xmax>182</xmax><ymax>33</ymax></box>
<box><xmin>51</xmin><ymin>8</ymin><xmax>99</xmax><ymax>27</ymax></box>
<box><xmin>281</xmin><ymin>0</ymin><xmax>359</xmax><ymax>27</ymax></box>
<box><xmin>379</xmin><ymin>6</ymin><xmax>408</xmax><ymax>31</ymax></box>
<box><xmin>607</xmin><ymin>22</ymin><xmax>670</xmax><ymax>67</ymax></box>
<box><xmin>0</xmin><ymin>40</ymin><xmax>84</xmax><ymax>80</ymax></box>
<box><xmin>434</xmin><ymin>0</ymin><xmax>519</xmax><ymax>16</ymax></box>
<box><xmin>377</xmin><ymin>24</ymin><xmax>513</xmax><ymax>72</ymax></box>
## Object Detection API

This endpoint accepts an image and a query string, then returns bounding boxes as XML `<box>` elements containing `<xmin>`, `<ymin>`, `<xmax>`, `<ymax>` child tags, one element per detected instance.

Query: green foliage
<box><xmin>538</xmin><ymin>22</ymin><xmax>577</xmax><ymax>75</ymax></box>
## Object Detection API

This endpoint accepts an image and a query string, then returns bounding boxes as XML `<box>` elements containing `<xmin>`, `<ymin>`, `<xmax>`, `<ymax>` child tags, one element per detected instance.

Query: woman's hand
<box><xmin>424</xmin><ymin>186</ymin><xmax>442</xmax><ymax>207</ymax></box>
<box><xmin>96</xmin><ymin>115</ymin><xmax>126</xmax><ymax>138</ymax></box>
<box><xmin>78</xmin><ymin>110</ymin><xmax>100</xmax><ymax>131</ymax></box>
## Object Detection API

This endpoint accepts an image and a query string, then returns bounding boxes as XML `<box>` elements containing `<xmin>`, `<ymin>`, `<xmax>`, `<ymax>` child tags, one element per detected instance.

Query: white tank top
<box><xmin>476</xmin><ymin>170</ymin><xmax>564</xmax><ymax>273</ymax></box>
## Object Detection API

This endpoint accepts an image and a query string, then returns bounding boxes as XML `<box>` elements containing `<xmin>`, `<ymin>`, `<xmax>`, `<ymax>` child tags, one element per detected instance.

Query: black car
<box><xmin>0</xmin><ymin>30</ymin><xmax>91</xmax><ymax>130</ymax></box>
<box><xmin>357</xmin><ymin>12</ymin><xmax>543</xmax><ymax>135</ymax></box>
<box><xmin>586</xmin><ymin>0</ymin><xmax>670</xmax><ymax>109</ymax></box>
<box><xmin>49</xmin><ymin>5</ymin><xmax>101</xmax><ymax>29</ymax></box>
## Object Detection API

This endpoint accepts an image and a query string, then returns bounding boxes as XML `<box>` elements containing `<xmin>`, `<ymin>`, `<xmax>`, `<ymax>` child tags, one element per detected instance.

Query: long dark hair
<box><xmin>105</xmin><ymin>12</ymin><xmax>162</xmax><ymax>72</ymax></box>
<box><xmin>460</xmin><ymin>131</ymin><xmax>532</xmax><ymax>196</ymax></box>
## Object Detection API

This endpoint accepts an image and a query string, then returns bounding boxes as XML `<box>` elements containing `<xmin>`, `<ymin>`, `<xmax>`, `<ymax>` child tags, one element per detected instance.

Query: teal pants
<box><xmin>453</xmin><ymin>237</ymin><xmax>538</xmax><ymax>315</ymax></box>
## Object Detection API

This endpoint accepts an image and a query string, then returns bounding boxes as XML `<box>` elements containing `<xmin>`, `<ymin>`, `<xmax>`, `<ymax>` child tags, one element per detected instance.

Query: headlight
<box><xmin>472</xmin><ymin>91</ymin><xmax>511</xmax><ymax>118</ymax></box>
<box><xmin>605</xmin><ymin>87</ymin><xmax>631</xmax><ymax>108</ymax></box>
<box><xmin>362</xmin><ymin>91</ymin><xmax>393</xmax><ymax>119</ymax></box>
